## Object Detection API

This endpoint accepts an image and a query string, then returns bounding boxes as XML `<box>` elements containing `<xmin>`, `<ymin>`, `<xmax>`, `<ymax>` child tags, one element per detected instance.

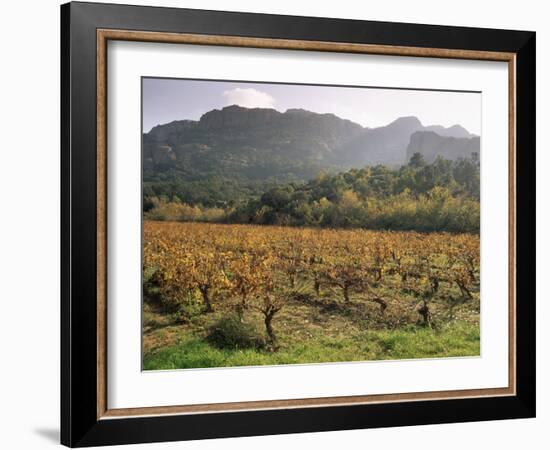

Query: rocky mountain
<box><xmin>338</xmin><ymin>116</ymin><xmax>425</xmax><ymax>166</ymax></box>
<box><xmin>406</xmin><ymin>131</ymin><xmax>480</xmax><ymax>163</ymax></box>
<box><xmin>424</xmin><ymin>124</ymin><xmax>475</xmax><ymax>138</ymax></box>
<box><xmin>144</xmin><ymin>105</ymin><xmax>364</xmax><ymax>181</ymax></box>
<box><xmin>143</xmin><ymin>105</ymin><xmax>479</xmax><ymax>182</ymax></box>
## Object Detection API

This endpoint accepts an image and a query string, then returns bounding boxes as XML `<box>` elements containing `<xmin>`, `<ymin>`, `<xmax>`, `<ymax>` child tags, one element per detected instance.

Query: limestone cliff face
<box><xmin>146</xmin><ymin>120</ymin><xmax>195</xmax><ymax>144</ymax></box>
<box><xmin>199</xmin><ymin>105</ymin><xmax>282</xmax><ymax>129</ymax></box>
<box><xmin>406</xmin><ymin>131</ymin><xmax>480</xmax><ymax>163</ymax></box>
<box><xmin>197</xmin><ymin>105</ymin><xmax>364</xmax><ymax>149</ymax></box>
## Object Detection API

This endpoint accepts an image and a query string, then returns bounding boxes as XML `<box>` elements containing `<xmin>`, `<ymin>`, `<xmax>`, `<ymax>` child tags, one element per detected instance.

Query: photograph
<box><xmin>141</xmin><ymin>78</ymin><xmax>481</xmax><ymax>370</ymax></box>
<box><xmin>55</xmin><ymin>2</ymin><xmax>537</xmax><ymax>447</ymax></box>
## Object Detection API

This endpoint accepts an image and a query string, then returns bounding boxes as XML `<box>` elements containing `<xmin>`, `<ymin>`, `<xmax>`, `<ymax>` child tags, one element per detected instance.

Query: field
<box><xmin>143</xmin><ymin>221</ymin><xmax>480</xmax><ymax>370</ymax></box>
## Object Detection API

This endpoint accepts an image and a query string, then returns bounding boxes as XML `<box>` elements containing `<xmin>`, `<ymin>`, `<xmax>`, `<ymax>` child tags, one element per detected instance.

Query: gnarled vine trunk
<box><xmin>264</xmin><ymin>311</ymin><xmax>277</xmax><ymax>346</ymax></box>
<box><xmin>343</xmin><ymin>284</ymin><xmax>350</xmax><ymax>303</ymax></box>
<box><xmin>260</xmin><ymin>302</ymin><xmax>282</xmax><ymax>350</ymax></box>
<box><xmin>418</xmin><ymin>301</ymin><xmax>431</xmax><ymax>326</ymax></box>
<box><xmin>369</xmin><ymin>297</ymin><xmax>388</xmax><ymax>313</ymax></box>
<box><xmin>199</xmin><ymin>286</ymin><xmax>213</xmax><ymax>313</ymax></box>
<box><xmin>313</xmin><ymin>279</ymin><xmax>321</xmax><ymax>296</ymax></box>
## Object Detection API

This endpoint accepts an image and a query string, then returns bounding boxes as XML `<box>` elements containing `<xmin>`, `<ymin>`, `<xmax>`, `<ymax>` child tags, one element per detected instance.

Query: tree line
<box><xmin>144</xmin><ymin>153</ymin><xmax>480</xmax><ymax>233</ymax></box>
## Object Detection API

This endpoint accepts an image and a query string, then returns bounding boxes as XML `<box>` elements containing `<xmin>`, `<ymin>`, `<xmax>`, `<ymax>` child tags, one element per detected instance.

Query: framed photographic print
<box><xmin>61</xmin><ymin>1</ymin><xmax>536</xmax><ymax>447</ymax></box>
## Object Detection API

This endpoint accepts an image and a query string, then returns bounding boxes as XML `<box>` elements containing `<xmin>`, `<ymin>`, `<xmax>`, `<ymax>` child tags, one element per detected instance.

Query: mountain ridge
<box><xmin>146</xmin><ymin>105</ymin><xmax>475</xmax><ymax>138</ymax></box>
<box><xmin>144</xmin><ymin>105</ymin><xmax>479</xmax><ymax>182</ymax></box>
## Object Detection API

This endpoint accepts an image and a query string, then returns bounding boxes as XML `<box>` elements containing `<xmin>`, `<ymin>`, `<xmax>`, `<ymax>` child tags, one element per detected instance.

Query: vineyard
<box><xmin>143</xmin><ymin>221</ymin><xmax>480</xmax><ymax>369</ymax></box>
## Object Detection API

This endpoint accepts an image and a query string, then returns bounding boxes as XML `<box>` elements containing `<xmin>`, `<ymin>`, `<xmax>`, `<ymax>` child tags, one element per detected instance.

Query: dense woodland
<box><xmin>144</xmin><ymin>152</ymin><xmax>480</xmax><ymax>233</ymax></box>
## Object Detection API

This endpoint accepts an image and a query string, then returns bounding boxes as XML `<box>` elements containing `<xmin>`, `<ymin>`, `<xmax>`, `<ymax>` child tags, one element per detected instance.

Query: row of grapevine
<box><xmin>143</xmin><ymin>221</ymin><xmax>479</xmax><ymax>347</ymax></box>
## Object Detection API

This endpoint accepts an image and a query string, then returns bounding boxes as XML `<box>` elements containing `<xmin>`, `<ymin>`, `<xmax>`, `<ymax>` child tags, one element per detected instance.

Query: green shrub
<box><xmin>174</xmin><ymin>295</ymin><xmax>204</xmax><ymax>321</ymax></box>
<box><xmin>144</xmin><ymin>197</ymin><xmax>227</xmax><ymax>222</ymax></box>
<box><xmin>207</xmin><ymin>315</ymin><xmax>265</xmax><ymax>350</ymax></box>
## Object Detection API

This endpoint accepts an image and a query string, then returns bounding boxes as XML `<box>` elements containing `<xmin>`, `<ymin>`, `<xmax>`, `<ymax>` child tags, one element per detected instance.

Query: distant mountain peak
<box><xmin>386</xmin><ymin>116</ymin><xmax>423</xmax><ymax>128</ymax></box>
<box><xmin>199</xmin><ymin>104</ymin><xmax>282</xmax><ymax>128</ymax></box>
<box><xmin>285</xmin><ymin>108</ymin><xmax>312</xmax><ymax>115</ymax></box>
<box><xmin>448</xmin><ymin>124</ymin><xmax>466</xmax><ymax>131</ymax></box>
<box><xmin>424</xmin><ymin>123</ymin><xmax>475</xmax><ymax>138</ymax></box>
<box><xmin>221</xmin><ymin>104</ymin><xmax>274</xmax><ymax>112</ymax></box>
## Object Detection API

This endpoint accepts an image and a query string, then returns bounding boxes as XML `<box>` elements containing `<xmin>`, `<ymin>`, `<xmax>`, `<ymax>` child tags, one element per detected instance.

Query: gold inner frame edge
<box><xmin>96</xmin><ymin>29</ymin><xmax>517</xmax><ymax>420</ymax></box>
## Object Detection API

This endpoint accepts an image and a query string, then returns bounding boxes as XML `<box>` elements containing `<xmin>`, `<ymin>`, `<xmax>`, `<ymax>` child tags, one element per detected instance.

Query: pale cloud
<box><xmin>222</xmin><ymin>88</ymin><xmax>275</xmax><ymax>109</ymax></box>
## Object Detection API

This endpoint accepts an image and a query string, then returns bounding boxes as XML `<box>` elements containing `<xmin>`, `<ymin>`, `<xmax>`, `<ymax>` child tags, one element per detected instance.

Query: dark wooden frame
<box><xmin>61</xmin><ymin>1</ymin><xmax>536</xmax><ymax>447</ymax></box>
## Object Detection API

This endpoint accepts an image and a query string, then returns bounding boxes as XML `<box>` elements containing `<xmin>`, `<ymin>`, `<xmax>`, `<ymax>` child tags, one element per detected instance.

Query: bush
<box><xmin>168</xmin><ymin>297</ymin><xmax>204</xmax><ymax>324</ymax></box>
<box><xmin>207</xmin><ymin>315</ymin><xmax>265</xmax><ymax>350</ymax></box>
<box><xmin>144</xmin><ymin>197</ymin><xmax>227</xmax><ymax>222</ymax></box>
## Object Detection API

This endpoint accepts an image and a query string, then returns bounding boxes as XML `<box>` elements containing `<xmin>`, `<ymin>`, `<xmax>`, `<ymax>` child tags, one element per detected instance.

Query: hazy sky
<box><xmin>142</xmin><ymin>78</ymin><xmax>481</xmax><ymax>135</ymax></box>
